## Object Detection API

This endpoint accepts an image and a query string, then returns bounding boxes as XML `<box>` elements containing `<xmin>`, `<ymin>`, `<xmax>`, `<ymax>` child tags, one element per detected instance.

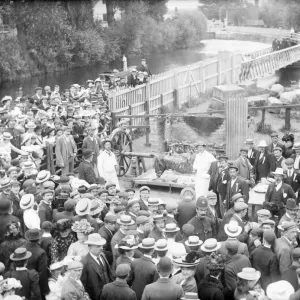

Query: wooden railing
<box><xmin>244</xmin><ymin>47</ymin><xmax>273</xmax><ymax>59</ymax></box>
<box><xmin>239</xmin><ymin>44</ymin><xmax>300</xmax><ymax>82</ymax></box>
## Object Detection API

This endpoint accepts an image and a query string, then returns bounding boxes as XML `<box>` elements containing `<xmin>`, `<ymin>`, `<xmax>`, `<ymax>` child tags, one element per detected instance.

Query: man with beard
<box><xmin>264</xmin><ymin>168</ymin><xmax>296</xmax><ymax>219</ymax></box>
<box><xmin>188</xmin><ymin>197</ymin><xmax>216</xmax><ymax>242</ymax></box>
<box><xmin>273</xmin><ymin>147</ymin><xmax>286</xmax><ymax>169</ymax></box>
<box><xmin>148</xmin><ymin>215</ymin><xmax>166</xmax><ymax>241</ymax></box>
<box><xmin>284</xmin><ymin>157</ymin><xmax>300</xmax><ymax>203</ymax></box>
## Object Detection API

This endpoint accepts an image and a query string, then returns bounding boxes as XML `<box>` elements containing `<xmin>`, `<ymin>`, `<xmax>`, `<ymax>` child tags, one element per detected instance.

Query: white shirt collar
<box><xmin>16</xmin><ymin>267</ymin><xmax>27</xmax><ymax>271</ymax></box>
<box><xmin>42</xmin><ymin>232</ymin><xmax>52</xmax><ymax>238</ymax></box>
<box><xmin>144</xmin><ymin>254</ymin><xmax>152</xmax><ymax>259</ymax></box>
<box><xmin>275</xmin><ymin>181</ymin><xmax>282</xmax><ymax>191</ymax></box>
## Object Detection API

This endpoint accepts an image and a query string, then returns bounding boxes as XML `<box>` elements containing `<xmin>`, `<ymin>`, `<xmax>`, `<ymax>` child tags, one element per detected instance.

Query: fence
<box><xmin>110</xmin><ymin>52</ymin><xmax>245</xmax><ymax>129</ymax></box>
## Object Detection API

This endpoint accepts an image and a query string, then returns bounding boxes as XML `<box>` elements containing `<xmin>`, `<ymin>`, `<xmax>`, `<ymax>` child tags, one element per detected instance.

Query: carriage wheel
<box><xmin>114</xmin><ymin>139</ymin><xmax>132</xmax><ymax>177</ymax></box>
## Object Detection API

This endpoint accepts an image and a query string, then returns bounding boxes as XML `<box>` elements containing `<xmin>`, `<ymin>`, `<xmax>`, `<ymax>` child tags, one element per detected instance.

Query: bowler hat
<box><xmin>116</xmin><ymin>264</ymin><xmax>131</xmax><ymax>277</ymax></box>
<box><xmin>82</xmin><ymin>149</ymin><xmax>94</xmax><ymax>159</ymax></box>
<box><xmin>10</xmin><ymin>248</ymin><xmax>32</xmax><ymax>261</ymax></box>
<box><xmin>285</xmin><ymin>198</ymin><xmax>298</xmax><ymax>210</ymax></box>
<box><xmin>182</xmin><ymin>224</ymin><xmax>195</xmax><ymax>236</ymax></box>
<box><xmin>25</xmin><ymin>229</ymin><xmax>43</xmax><ymax>241</ymax></box>
<box><xmin>0</xmin><ymin>199</ymin><xmax>11</xmax><ymax>214</ymax></box>
<box><xmin>257</xmin><ymin>140</ymin><xmax>268</xmax><ymax>147</ymax></box>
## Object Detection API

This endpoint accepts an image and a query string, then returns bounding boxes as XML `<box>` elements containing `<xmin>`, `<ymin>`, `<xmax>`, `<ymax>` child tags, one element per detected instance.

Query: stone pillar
<box><xmin>149</xmin><ymin>116</ymin><xmax>166</xmax><ymax>153</ymax></box>
<box><xmin>213</xmin><ymin>84</ymin><xmax>247</xmax><ymax>159</ymax></box>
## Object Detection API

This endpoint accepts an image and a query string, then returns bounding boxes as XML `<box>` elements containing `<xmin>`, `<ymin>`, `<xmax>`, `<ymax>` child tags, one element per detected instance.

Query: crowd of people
<box><xmin>0</xmin><ymin>76</ymin><xmax>300</xmax><ymax>300</ymax></box>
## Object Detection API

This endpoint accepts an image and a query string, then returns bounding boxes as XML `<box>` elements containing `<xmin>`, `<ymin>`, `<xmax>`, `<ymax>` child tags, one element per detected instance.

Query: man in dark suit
<box><xmin>137</xmin><ymin>59</ymin><xmax>152</xmax><ymax>76</ymax></box>
<box><xmin>128</xmin><ymin>238</ymin><xmax>159</xmax><ymax>300</ymax></box>
<box><xmin>226</xmin><ymin>164</ymin><xmax>249</xmax><ymax>210</ymax></box>
<box><xmin>81</xmin><ymin>233</ymin><xmax>114</xmax><ymax>300</ymax></box>
<box><xmin>268</xmin><ymin>132</ymin><xmax>284</xmax><ymax>153</ymax></box>
<box><xmin>177</xmin><ymin>191</ymin><xmax>196</xmax><ymax>228</ymax></box>
<box><xmin>141</xmin><ymin>257</ymin><xmax>184</xmax><ymax>300</ymax></box>
<box><xmin>273</xmin><ymin>147</ymin><xmax>286</xmax><ymax>169</ymax></box>
<box><xmin>53</xmin><ymin>198</ymin><xmax>76</xmax><ymax>222</ymax></box>
<box><xmin>282</xmin><ymin>247</ymin><xmax>300</xmax><ymax>291</ymax></box>
<box><xmin>99</xmin><ymin>214</ymin><xmax>117</xmax><ymax>254</ymax></box>
<box><xmin>245</xmin><ymin>138</ymin><xmax>259</xmax><ymax>167</ymax></box>
<box><xmin>38</xmin><ymin>189</ymin><xmax>54</xmax><ymax>225</ymax></box>
<box><xmin>128</xmin><ymin>69</ymin><xmax>139</xmax><ymax>88</ymax></box>
<box><xmin>253</xmin><ymin>140</ymin><xmax>276</xmax><ymax>182</ymax></box>
<box><xmin>78</xmin><ymin>149</ymin><xmax>97</xmax><ymax>184</ymax></box>
<box><xmin>284</xmin><ymin>157</ymin><xmax>300</xmax><ymax>203</ymax></box>
<box><xmin>264</xmin><ymin>168</ymin><xmax>296</xmax><ymax>219</ymax></box>
<box><xmin>101</xmin><ymin>264</ymin><xmax>137</xmax><ymax>300</ymax></box>
<box><xmin>250</xmin><ymin>230</ymin><xmax>279</xmax><ymax>291</ymax></box>
<box><xmin>24</xmin><ymin>229</ymin><xmax>49</xmax><ymax>299</ymax></box>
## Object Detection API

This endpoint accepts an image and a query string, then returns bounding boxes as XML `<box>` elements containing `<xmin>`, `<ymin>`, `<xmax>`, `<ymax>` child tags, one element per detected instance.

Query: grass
<box><xmin>256</xmin><ymin>122</ymin><xmax>273</xmax><ymax>134</ymax></box>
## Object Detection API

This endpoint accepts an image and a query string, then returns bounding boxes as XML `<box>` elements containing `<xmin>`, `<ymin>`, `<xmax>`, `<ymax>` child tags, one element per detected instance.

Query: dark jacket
<box><xmin>217</xmin><ymin>208</ymin><xmax>235</xmax><ymax>241</ymax></box>
<box><xmin>53</xmin><ymin>210</ymin><xmax>74</xmax><ymax>222</ymax></box>
<box><xmin>268</xmin><ymin>142</ymin><xmax>284</xmax><ymax>153</ymax></box>
<box><xmin>101</xmin><ymin>280</ymin><xmax>136</xmax><ymax>300</ymax></box>
<box><xmin>265</xmin><ymin>182</ymin><xmax>296</xmax><ymax>207</ymax></box>
<box><xmin>81</xmin><ymin>252</ymin><xmax>114</xmax><ymax>300</ymax></box>
<box><xmin>0</xmin><ymin>213</ymin><xmax>19</xmax><ymax>243</ymax></box>
<box><xmin>284</xmin><ymin>169</ymin><xmax>300</xmax><ymax>203</ymax></box>
<box><xmin>177</xmin><ymin>198</ymin><xmax>196</xmax><ymax>228</ymax></box>
<box><xmin>226</xmin><ymin>177</ymin><xmax>249</xmax><ymax>210</ymax></box>
<box><xmin>250</xmin><ymin>245</ymin><xmax>280</xmax><ymax>291</ymax></box>
<box><xmin>7</xmin><ymin>192</ymin><xmax>23</xmax><ymax>222</ymax></box>
<box><xmin>99</xmin><ymin>225</ymin><xmax>114</xmax><ymax>253</ymax></box>
<box><xmin>197</xmin><ymin>275</ymin><xmax>224</xmax><ymax>300</ymax></box>
<box><xmin>78</xmin><ymin>160</ymin><xmax>97</xmax><ymax>184</ymax></box>
<box><xmin>141</xmin><ymin>277</ymin><xmax>184</xmax><ymax>300</ymax></box>
<box><xmin>82</xmin><ymin>136</ymin><xmax>101</xmax><ymax>165</ymax></box>
<box><xmin>148</xmin><ymin>227</ymin><xmax>165</xmax><ymax>242</ymax></box>
<box><xmin>25</xmin><ymin>241</ymin><xmax>49</xmax><ymax>296</ymax></box>
<box><xmin>188</xmin><ymin>216</ymin><xmax>216</xmax><ymax>242</ymax></box>
<box><xmin>38</xmin><ymin>201</ymin><xmax>53</xmax><ymax>225</ymax></box>
<box><xmin>5</xmin><ymin>269</ymin><xmax>41</xmax><ymax>300</ymax></box>
<box><xmin>128</xmin><ymin>255</ymin><xmax>159</xmax><ymax>300</ymax></box>
<box><xmin>248</xmin><ymin>147</ymin><xmax>259</xmax><ymax>167</ymax></box>
<box><xmin>282</xmin><ymin>264</ymin><xmax>300</xmax><ymax>291</ymax></box>
<box><xmin>253</xmin><ymin>150</ymin><xmax>275</xmax><ymax>181</ymax></box>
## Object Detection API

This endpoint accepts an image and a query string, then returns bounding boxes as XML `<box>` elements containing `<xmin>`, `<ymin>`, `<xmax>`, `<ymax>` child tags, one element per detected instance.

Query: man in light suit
<box><xmin>62</xmin><ymin>260</ymin><xmax>91</xmax><ymax>300</ymax></box>
<box><xmin>225</xmin><ymin>164</ymin><xmax>249</xmax><ymax>210</ymax></box>
<box><xmin>55</xmin><ymin>126</ymin><xmax>77</xmax><ymax>175</ymax></box>
<box><xmin>81</xmin><ymin>234</ymin><xmax>114</xmax><ymax>300</ymax></box>
<box><xmin>141</xmin><ymin>256</ymin><xmax>184</xmax><ymax>300</ymax></box>
<box><xmin>235</xmin><ymin>148</ymin><xmax>253</xmax><ymax>181</ymax></box>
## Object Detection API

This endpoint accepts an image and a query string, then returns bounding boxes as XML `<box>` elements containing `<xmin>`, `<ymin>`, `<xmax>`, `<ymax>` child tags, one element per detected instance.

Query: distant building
<box><xmin>93</xmin><ymin>0</ymin><xmax>121</xmax><ymax>26</ymax></box>
<box><xmin>165</xmin><ymin>0</ymin><xmax>201</xmax><ymax>19</ymax></box>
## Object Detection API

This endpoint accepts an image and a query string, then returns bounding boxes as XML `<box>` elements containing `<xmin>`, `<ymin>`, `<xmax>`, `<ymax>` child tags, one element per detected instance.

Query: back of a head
<box><xmin>226</xmin><ymin>239</ymin><xmax>238</xmax><ymax>256</ymax></box>
<box><xmin>158</xmin><ymin>256</ymin><xmax>172</xmax><ymax>276</ymax></box>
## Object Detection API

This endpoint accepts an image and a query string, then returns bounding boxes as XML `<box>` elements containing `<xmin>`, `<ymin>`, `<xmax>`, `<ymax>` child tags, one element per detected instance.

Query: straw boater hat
<box><xmin>185</xmin><ymin>236</ymin><xmax>203</xmax><ymax>247</ymax></box>
<box><xmin>84</xmin><ymin>233</ymin><xmax>106</xmax><ymax>246</ymax></box>
<box><xmin>266</xmin><ymin>280</ymin><xmax>294</xmax><ymax>300</ymax></box>
<box><xmin>10</xmin><ymin>248</ymin><xmax>32</xmax><ymax>261</ymax></box>
<box><xmin>237</xmin><ymin>268</ymin><xmax>261</xmax><ymax>282</ymax></box>
<box><xmin>71</xmin><ymin>219</ymin><xmax>94</xmax><ymax>234</ymax></box>
<box><xmin>257</xmin><ymin>140</ymin><xmax>268</xmax><ymax>148</ymax></box>
<box><xmin>36</xmin><ymin>170</ymin><xmax>51</xmax><ymax>184</ymax></box>
<box><xmin>117</xmin><ymin>236</ymin><xmax>138</xmax><ymax>250</ymax></box>
<box><xmin>90</xmin><ymin>200</ymin><xmax>104</xmax><ymax>216</ymax></box>
<box><xmin>2</xmin><ymin>132</ymin><xmax>13</xmax><ymax>140</ymax></box>
<box><xmin>154</xmin><ymin>239</ymin><xmax>168</xmax><ymax>251</ymax></box>
<box><xmin>148</xmin><ymin>198</ymin><xmax>160</xmax><ymax>206</ymax></box>
<box><xmin>20</xmin><ymin>194</ymin><xmax>35</xmax><ymax>210</ymax></box>
<box><xmin>293</xmin><ymin>142</ymin><xmax>300</xmax><ymax>150</ymax></box>
<box><xmin>139</xmin><ymin>238</ymin><xmax>156</xmax><ymax>249</ymax></box>
<box><xmin>162</xmin><ymin>223</ymin><xmax>180</xmax><ymax>233</ymax></box>
<box><xmin>117</xmin><ymin>215</ymin><xmax>135</xmax><ymax>226</ymax></box>
<box><xmin>127</xmin><ymin>198</ymin><xmax>139</xmax><ymax>208</ymax></box>
<box><xmin>181</xmin><ymin>293</ymin><xmax>199</xmax><ymax>300</ymax></box>
<box><xmin>173</xmin><ymin>251</ymin><xmax>201</xmax><ymax>268</ymax></box>
<box><xmin>224</xmin><ymin>221</ymin><xmax>242</xmax><ymax>238</ymax></box>
<box><xmin>75</xmin><ymin>198</ymin><xmax>92</xmax><ymax>216</ymax></box>
<box><xmin>271</xmin><ymin>168</ymin><xmax>284</xmax><ymax>177</ymax></box>
<box><xmin>25</xmin><ymin>121</ymin><xmax>36</xmax><ymax>129</ymax></box>
<box><xmin>200</xmin><ymin>238</ymin><xmax>221</xmax><ymax>253</ymax></box>
<box><xmin>49</xmin><ymin>261</ymin><xmax>63</xmax><ymax>271</ymax></box>
<box><xmin>87</xmin><ymin>184</ymin><xmax>98</xmax><ymax>193</ymax></box>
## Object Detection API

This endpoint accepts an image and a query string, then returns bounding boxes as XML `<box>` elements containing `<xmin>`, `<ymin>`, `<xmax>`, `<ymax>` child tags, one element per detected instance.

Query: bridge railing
<box><xmin>239</xmin><ymin>44</ymin><xmax>300</xmax><ymax>82</ymax></box>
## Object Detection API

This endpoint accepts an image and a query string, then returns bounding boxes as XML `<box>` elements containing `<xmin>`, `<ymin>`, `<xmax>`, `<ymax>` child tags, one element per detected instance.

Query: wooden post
<box><xmin>199</xmin><ymin>61</ymin><xmax>205</xmax><ymax>92</ymax></box>
<box><xmin>173</xmin><ymin>89</ymin><xmax>179</xmax><ymax>109</ymax></box>
<box><xmin>128</xmin><ymin>104</ymin><xmax>132</xmax><ymax>134</ymax></box>
<box><xmin>144</xmin><ymin>83</ymin><xmax>151</xmax><ymax>146</ymax></box>
<box><xmin>231</xmin><ymin>54</ymin><xmax>236</xmax><ymax>84</ymax></box>
<box><xmin>285</xmin><ymin>107</ymin><xmax>291</xmax><ymax>130</ymax></box>
<box><xmin>214</xmin><ymin>84</ymin><xmax>246</xmax><ymax>159</ymax></box>
<box><xmin>217</xmin><ymin>58</ymin><xmax>222</xmax><ymax>85</ymax></box>
<box><xmin>261</xmin><ymin>108</ymin><xmax>266</xmax><ymax>131</ymax></box>
<box><xmin>111</xmin><ymin>90</ymin><xmax>117</xmax><ymax>111</ymax></box>
<box><xmin>160</xmin><ymin>94</ymin><xmax>164</xmax><ymax>111</ymax></box>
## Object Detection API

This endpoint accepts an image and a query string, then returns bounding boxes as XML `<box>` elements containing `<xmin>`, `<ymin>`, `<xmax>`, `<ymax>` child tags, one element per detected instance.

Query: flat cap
<box><xmin>115</xmin><ymin>264</ymin><xmax>131</xmax><ymax>277</ymax></box>
<box><xmin>166</xmin><ymin>202</ymin><xmax>178</xmax><ymax>213</ymax></box>
<box><xmin>225</xmin><ymin>239</ymin><xmax>239</xmax><ymax>252</ymax></box>
<box><xmin>234</xmin><ymin>202</ymin><xmax>248</xmax><ymax>212</ymax></box>
<box><xmin>68</xmin><ymin>260</ymin><xmax>83</xmax><ymax>270</ymax></box>
<box><xmin>104</xmin><ymin>214</ymin><xmax>117</xmax><ymax>223</ymax></box>
<box><xmin>257</xmin><ymin>209</ymin><xmax>271</xmax><ymax>217</ymax></box>
<box><xmin>281</xmin><ymin>221</ymin><xmax>299</xmax><ymax>232</ymax></box>
<box><xmin>273</xmin><ymin>147</ymin><xmax>282</xmax><ymax>152</ymax></box>
<box><xmin>261</xmin><ymin>219</ymin><xmax>276</xmax><ymax>226</ymax></box>
<box><xmin>270</xmin><ymin>132</ymin><xmax>278</xmax><ymax>137</ymax></box>
<box><xmin>136</xmin><ymin>216</ymin><xmax>150</xmax><ymax>225</ymax></box>
<box><xmin>232</xmin><ymin>193</ymin><xmax>245</xmax><ymax>202</ymax></box>
<box><xmin>182</xmin><ymin>224</ymin><xmax>195</xmax><ymax>236</ymax></box>
<box><xmin>139</xmin><ymin>186</ymin><xmax>150</xmax><ymax>193</ymax></box>
<box><xmin>251</xmin><ymin>227</ymin><xmax>263</xmax><ymax>237</ymax></box>
<box><xmin>207</xmin><ymin>191</ymin><xmax>217</xmax><ymax>199</ymax></box>
<box><xmin>263</xmin><ymin>230</ymin><xmax>276</xmax><ymax>244</ymax></box>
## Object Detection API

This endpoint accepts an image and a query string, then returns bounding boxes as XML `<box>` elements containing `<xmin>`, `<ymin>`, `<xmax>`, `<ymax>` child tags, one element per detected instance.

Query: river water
<box><xmin>0</xmin><ymin>40</ymin><xmax>269</xmax><ymax>98</ymax></box>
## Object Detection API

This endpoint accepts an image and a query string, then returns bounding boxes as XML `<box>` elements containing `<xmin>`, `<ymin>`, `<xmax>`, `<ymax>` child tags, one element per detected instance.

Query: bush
<box><xmin>256</xmin><ymin>122</ymin><xmax>273</xmax><ymax>134</ymax></box>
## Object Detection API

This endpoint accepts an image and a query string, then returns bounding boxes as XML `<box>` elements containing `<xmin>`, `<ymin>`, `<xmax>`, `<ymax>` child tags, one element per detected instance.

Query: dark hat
<box><xmin>182</xmin><ymin>224</ymin><xmax>195</xmax><ymax>236</ymax></box>
<box><xmin>116</xmin><ymin>264</ymin><xmax>131</xmax><ymax>277</ymax></box>
<box><xmin>11</xmin><ymin>159</ymin><xmax>20</xmax><ymax>167</ymax></box>
<box><xmin>10</xmin><ymin>248</ymin><xmax>32</xmax><ymax>261</ymax></box>
<box><xmin>196</xmin><ymin>196</ymin><xmax>208</xmax><ymax>209</ymax></box>
<box><xmin>104</xmin><ymin>214</ymin><xmax>117</xmax><ymax>223</ymax></box>
<box><xmin>225</xmin><ymin>239</ymin><xmax>239</xmax><ymax>252</ymax></box>
<box><xmin>158</xmin><ymin>257</ymin><xmax>173</xmax><ymax>273</ymax></box>
<box><xmin>0</xmin><ymin>199</ymin><xmax>11</xmax><ymax>214</ymax></box>
<box><xmin>118</xmin><ymin>192</ymin><xmax>129</xmax><ymax>198</ymax></box>
<box><xmin>78</xmin><ymin>185</ymin><xmax>87</xmax><ymax>194</ymax></box>
<box><xmin>125</xmin><ymin>188</ymin><xmax>135</xmax><ymax>193</ymax></box>
<box><xmin>251</xmin><ymin>227</ymin><xmax>263</xmax><ymax>237</ymax></box>
<box><xmin>41</xmin><ymin>221</ymin><xmax>53</xmax><ymax>231</ymax></box>
<box><xmin>25</xmin><ymin>229</ymin><xmax>43</xmax><ymax>241</ymax></box>
<box><xmin>24</xmin><ymin>186</ymin><xmax>38</xmax><ymax>195</ymax></box>
<box><xmin>218</xmin><ymin>155</ymin><xmax>228</xmax><ymax>160</ymax></box>
<box><xmin>114</xmin><ymin>206</ymin><xmax>126</xmax><ymax>214</ymax></box>
<box><xmin>64</xmin><ymin>198</ymin><xmax>76</xmax><ymax>211</ymax></box>
<box><xmin>136</xmin><ymin>216</ymin><xmax>150</xmax><ymax>225</ymax></box>
<box><xmin>105</xmin><ymin>182</ymin><xmax>116</xmax><ymax>190</ymax></box>
<box><xmin>240</xmin><ymin>148</ymin><xmax>248</xmax><ymax>153</ymax></box>
<box><xmin>263</xmin><ymin>230</ymin><xmax>276</xmax><ymax>244</ymax></box>
<box><xmin>82</xmin><ymin>149</ymin><xmax>94</xmax><ymax>159</ymax></box>
<box><xmin>282</xmin><ymin>133</ymin><xmax>294</xmax><ymax>142</ymax></box>
<box><xmin>23</xmin><ymin>179</ymin><xmax>35</xmax><ymax>190</ymax></box>
<box><xmin>292</xmin><ymin>248</ymin><xmax>300</xmax><ymax>261</ymax></box>
<box><xmin>99</xmin><ymin>189</ymin><xmax>109</xmax><ymax>196</ymax></box>
<box><xmin>59</xmin><ymin>175</ymin><xmax>70</xmax><ymax>183</ymax></box>
<box><xmin>285</xmin><ymin>198</ymin><xmax>298</xmax><ymax>210</ymax></box>
<box><xmin>229</xmin><ymin>163</ymin><xmax>239</xmax><ymax>171</ymax></box>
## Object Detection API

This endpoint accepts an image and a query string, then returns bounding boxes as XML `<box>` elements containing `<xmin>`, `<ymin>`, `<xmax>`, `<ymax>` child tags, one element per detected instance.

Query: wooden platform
<box><xmin>133</xmin><ymin>169</ymin><xmax>195</xmax><ymax>192</ymax></box>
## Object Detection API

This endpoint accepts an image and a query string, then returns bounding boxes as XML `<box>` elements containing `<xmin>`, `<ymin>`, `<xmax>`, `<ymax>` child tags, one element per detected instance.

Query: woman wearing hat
<box><xmin>67</xmin><ymin>219</ymin><xmax>94</xmax><ymax>258</ymax></box>
<box><xmin>282</xmin><ymin>133</ymin><xmax>295</xmax><ymax>159</ymax></box>
<box><xmin>116</xmin><ymin>236</ymin><xmax>138</xmax><ymax>267</ymax></box>
<box><xmin>46</xmin><ymin>262</ymin><xmax>64</xmax><ymax>300</ymax></box>
<box><xmin>51</xmin><ymin>219</ymin><xmax>77</xmax><ymax>263</ymax></box>
<box><xmin>5</xmin><ymin>248</ymin><xmax>41</xmax><ymax>300</ymax></box>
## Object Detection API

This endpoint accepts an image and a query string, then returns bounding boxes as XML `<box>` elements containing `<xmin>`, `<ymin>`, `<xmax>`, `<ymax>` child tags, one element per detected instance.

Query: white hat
<box><xmin>154</xmin><ymin>239</ymin><xmax>168</xmax><ymax>251</ymax></box>
<box><xmin>84</xmin><ymin>233</ymin><xmax>106</xmax><ymax>246</ymax></box>
<box><xmin>171</xmin><ymin>243</ymin><xmax>187</xmax><ymax>259</ymax></box>
<box><xmin>257</xmin><ymin>140</ymin><xmax>268</xmax><ymax>147</ymax></box>
<box><xmin>75</xmin><ymin>198</ymin><xmax>92</xmax><ymax>216</ymax></box>
<box><xmin>185</xmin><ymin>236</ymin><xmax>203</xmax><ymax>247</ymax></box>
<box><xmin>20</xmin><ymin>194</ymin><xmax>35</xmax><ymax>210</ymax></box>
<box><xmin>36</xmin><ymin>170</ymin><xmax>51</xmax><ymax>184</ymax></box>
<box><xmin>49</xmin><ymin>261</ymin><xmax>63</xmax><ymax>271</ymax></box>
<box><xmin>162</xmin><ymin>223</ymin><xmax>180</xmax><ymax>233</ymax></box>
<box><xmin>224</xmin><ymin>221</ymin><xmax>242</xmax><ymax>237</ymax></box>
<box><xmin>266</xmin><ymin>280</ymin><xmax>294</xmax><ymax>300</ymax></box>
<box><xmin>200</xmin><ymin>238</ymin><xmax>221</xmax><ymax>252</ymax></box>
<box><xmin>237</xmin><ymin>267</ymin><xmax>261</xmax><ymax>281</ymax></box>
<box><xmin>271</xmin><ymin>168</ymin><xmax>284</xmax><ymax>176</ymax></box>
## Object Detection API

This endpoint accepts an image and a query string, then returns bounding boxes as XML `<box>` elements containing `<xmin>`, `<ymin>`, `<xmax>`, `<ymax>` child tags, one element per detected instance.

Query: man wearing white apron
<box><xmin>193</xmin><ymin>142</ymin><xmax>216</xmax><ymax>199</ymax></box>
<box><xmin>97</xmin><ymin>139</ymin><xmax>120</xmax><ymax>190</ymax></box>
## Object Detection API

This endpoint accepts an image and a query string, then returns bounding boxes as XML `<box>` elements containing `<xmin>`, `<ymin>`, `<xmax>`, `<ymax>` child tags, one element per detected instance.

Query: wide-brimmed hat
<box><xmin>84</xmin><ymin>233</ymin><xmax>106</xmax><ymax>246</ymax></box>
<box><xmin>224</xmin><ymin>221</ymin><xmax>242</xmax><ymax>237</ymax></box>
<box><xmin>271</xmin><ymin>167</ymin><xmax>284</xmax><ymax>176</ymax></box>
<box><xmin>117</xmin><ymin>215</ymin><xmax>135</xmax><ymax>226</ymax></box>
<box><xmin>25</xmin><ymin>229</ymin><xmax>43</xmax><ymax>241</ymax></box>
<box><xmin>20</xmin><ymin>194</ymin><xmax>35</xmax><ymax>210</ymax></box>
<box><xmin>0</xmin><ymin>178</ymin><xmax>11</xmax><ymax>189</ymax></box>
<box><xmin>237</xmin><ymin>267</ymin><xmax>261</xmax><ymax>281</ymax></box>
<box><xmin>90</xmin><ymin>200</ymin><xmax>103</xmax><ymax>216</ymax></box>
<box><xmin>2</xmin><ymin>132</ymin><xmax>13</xmax><ymax>140</ymax></box>
<box><xmin>154</xmin><ymin>239</ymin><xmax>168</xmax><ymax>251</ymax></box>
<box><xmin>7</xmin><ymin>166</ymin><xmax>19</xmax><ymax>176</ymax></box>
<box><xmin>257</xmin><ymin>140</ymin><xmax>268</xmax><ymax>148</ymax></box>
<box><xmin>25</xmin><ymin>121</ymin><xmax>36</xmax><ymax>129</ymax></box>
<box><xmin>162</xmin><ymin>223</ymin><xmax>180</xmax><ymax>233</ymax></box>
<box><xmin>10</xmin><ymin>248</ymin><xmax>32</xmax><ymax>261</ymax></box>
<box><xmin>139</xmin><ymin>238</ymin><xmax>155</xmax><ymax>249</ymax></box>
<box><xmin>71</xmin><ymin>219</ymin><xmax>94</xmax><ymax>234</ymax></box>
<box><xmin>82</xmin><ymin>149</ymin><xmax>94</xmax><ymax>159</ymax></box>
<box><xmin>285</xmin><ymin>198</ymin><xmax>298</xmax><ymax>210</ymax></box>
<box><xmin>266</xmin><ymin>280</ymin><xmax>294</xmax><ymax>300</ymax></box>
<box><xmin>200</xmin><ymin>238</ymin><xmax>220</xmax><ymax>253</ymax></box>
<box><xmin>49</xmin><ymin>261</ymin><xmax>63</xmax><ymax>271</ymax></box>
<box><xmin>185</xmin><ymin>236</ymin><xmax>203</xmax><ymax>247</ymax></box>
<box><xmin>36</xmin><ymin>170</ymin><xmax>51</xmax><ymax>184</ymax></box>
<box><xmin>75</xmin><ymin>198</ymin><xmax>92</xmax><ymax>216</ymax></box>
<box><xmin>173</xmin><ymin>251</ymin><xmax>201</xmax><ymax>268</ymax></box>
<box><xmin>293</xmin><ymin>142</ymin><xmax>300</xmax><ymax>150</ymax></box>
